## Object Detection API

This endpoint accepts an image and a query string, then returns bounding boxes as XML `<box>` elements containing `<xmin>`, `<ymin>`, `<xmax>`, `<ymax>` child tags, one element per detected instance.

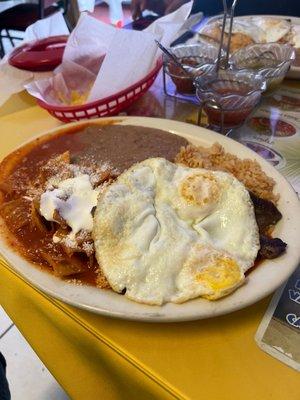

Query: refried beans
<box><xmin>72</xmin><ymin>124</ymin><xmax>189</xmax><ymax>172</ymax></box>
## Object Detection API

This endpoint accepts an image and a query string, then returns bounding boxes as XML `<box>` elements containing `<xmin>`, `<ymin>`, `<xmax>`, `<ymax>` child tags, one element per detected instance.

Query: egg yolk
<box><xmin>180</xmin><ymin>173</ymin><xmax>220</xmax><ymax>207</ymax></box>
<box><xmin>196</xmin><ymin>257</ymin><xmax>242</xmax><ymax>300</ymax></box>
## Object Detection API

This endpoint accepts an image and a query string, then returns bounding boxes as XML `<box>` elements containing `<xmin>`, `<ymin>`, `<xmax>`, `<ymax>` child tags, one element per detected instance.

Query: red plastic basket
<box><xmin>37</xmin><ymin>59</ymin><xmax>162</xmax><ymax>123</ymax></box>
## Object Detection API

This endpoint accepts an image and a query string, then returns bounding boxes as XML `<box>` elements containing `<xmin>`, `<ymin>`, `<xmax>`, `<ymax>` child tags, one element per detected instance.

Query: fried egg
<box><xmin>292</xmin><ymin>25</ymin><xmax>300</xmax><ymax>49</ymax></box>
<box><xmin>224</xmin><ymin>20</ymin><xmax>266</xmax><ymax>44</ymax></box>
<box><xmin>251</xmin><ymin>17</ymin><xmax>291</xmax><ymax>44</ymax></box>
<box><xmin>93</xmin><ymin>158</ymin><xmax>259</xmax><ymax>305</ymax></box>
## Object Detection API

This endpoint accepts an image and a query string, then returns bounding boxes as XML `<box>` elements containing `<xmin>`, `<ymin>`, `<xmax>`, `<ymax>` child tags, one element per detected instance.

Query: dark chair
<box><xmin>0</xmin><ymin>0</ymin><xmax>69</xmax><ymax>57</ymax></box>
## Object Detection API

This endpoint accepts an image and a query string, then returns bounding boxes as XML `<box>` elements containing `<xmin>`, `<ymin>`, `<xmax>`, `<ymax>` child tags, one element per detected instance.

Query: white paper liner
<box><xmin>25</xmin><ymin>2</ymin><xmax>193</xmax><ymax>107</ymax></box>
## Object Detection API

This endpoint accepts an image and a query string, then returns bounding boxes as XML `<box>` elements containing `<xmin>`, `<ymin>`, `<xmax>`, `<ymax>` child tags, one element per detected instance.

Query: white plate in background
<box><xmin>196</xmin><ymin>15</ymin><xmax>300</xmax><ymax>79</ymax></box>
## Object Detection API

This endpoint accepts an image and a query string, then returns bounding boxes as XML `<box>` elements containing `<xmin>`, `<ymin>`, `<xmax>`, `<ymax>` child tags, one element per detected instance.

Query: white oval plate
<box><xmin>197</xmin><ymin>15</ymin><xmax>300</xmax><ymax>79</ymax></box>
<box><xmin>1</xmin><ymin>117</ymin><xmax>300</xmax><ymax>322</ymax></box>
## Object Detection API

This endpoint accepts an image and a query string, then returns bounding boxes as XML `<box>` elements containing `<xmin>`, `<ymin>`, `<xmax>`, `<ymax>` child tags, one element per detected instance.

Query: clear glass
<box><xmin>163</xmin><ymin>43</ymin><xmax>219</xmax><ymax>95</ymax></box>
<box><xmin>230</xmin><ymin>43</ymin><xmax>295</xmax><ymax>93</ymax></box>
<box><xmin>195</xmin><ymin>69</ymin><xmax>266</xmax><ymax>132</ymax></box>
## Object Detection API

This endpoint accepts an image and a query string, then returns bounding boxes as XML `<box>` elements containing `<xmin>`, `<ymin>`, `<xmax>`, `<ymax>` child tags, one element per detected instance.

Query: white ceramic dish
<box><xmin>197</xmin><ymin>15</ymin><xmax>300</xmax><ymax>79</ymax></box>
<box><xmin>0</xmin><ymin>117</ymin><xmax>299</xmax><ymax>322</ymax></box>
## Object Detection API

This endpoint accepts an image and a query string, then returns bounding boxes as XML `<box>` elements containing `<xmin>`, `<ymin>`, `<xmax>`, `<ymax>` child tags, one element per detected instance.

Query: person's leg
<box><xmin>0</xmin><ymin>353</ymin><xmax>10</xmax><ymax>400</ymax></box>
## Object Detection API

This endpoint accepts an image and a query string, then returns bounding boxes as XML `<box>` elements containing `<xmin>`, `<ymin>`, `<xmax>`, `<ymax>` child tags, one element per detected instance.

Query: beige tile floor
<box><xmin>0</xmin><ymin>306</ymin><xmax>70</xmax><ymax>399</ymax></box>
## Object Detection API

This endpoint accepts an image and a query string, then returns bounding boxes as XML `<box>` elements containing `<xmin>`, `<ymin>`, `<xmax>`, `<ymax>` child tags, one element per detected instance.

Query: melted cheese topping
<box><xmin>40</xmin><ymin>174</ymin><xmax>99</xmax><ymax>238</ymax></box>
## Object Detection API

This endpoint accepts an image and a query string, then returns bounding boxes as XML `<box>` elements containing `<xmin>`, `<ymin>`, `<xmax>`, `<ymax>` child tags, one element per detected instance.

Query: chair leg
<box><xmin>64</xmin><ymin>13</ymin><xmax>73</xmax><ymax>32</ymax></box>
<box><xmin>0</xmin><ymin>32</ymin><xmax>5</xmax><ymax>58</ymax></box>
<box><xmin>6</xmin><ymin>30</ymin><xmax>15</xmax><ymax>48</ymax></box>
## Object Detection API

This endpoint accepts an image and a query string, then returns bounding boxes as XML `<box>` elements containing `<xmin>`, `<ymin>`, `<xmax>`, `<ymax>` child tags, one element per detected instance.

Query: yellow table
<box><xmin>0</xmin><ymin>91</ymin><xmax>36</xmax><ymax>118</ymax></box>
<box><xmin>0</xmin><ymin>97</ymin><xmax>299</xmax><ymax>400</ymax></box>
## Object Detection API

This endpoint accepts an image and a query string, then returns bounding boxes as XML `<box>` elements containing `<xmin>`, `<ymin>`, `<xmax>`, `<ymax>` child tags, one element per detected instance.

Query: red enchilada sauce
<box><xmin>0</xmin><ymin>122</ymin><xmax>277</xmax><ymax>291</ymax></box>
<box><xmin>0</xmin><ymin>124</ymin><xmax>188</xmax><ymax>286</ymax></box>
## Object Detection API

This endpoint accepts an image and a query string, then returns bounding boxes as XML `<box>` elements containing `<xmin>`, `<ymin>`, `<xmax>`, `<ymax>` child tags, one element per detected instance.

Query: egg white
<box><xmin>224</xmin><ymin>20</ymin><xmax>266</xmax><ymax>43</ymax></box>
<box><xmin>292</xmin><ymin>25</ymin><xmax>300</xmax><ymax>49</ymax></box>
<box><xmin>93</xmin><ymin>158</ymin><xmax>260</xmax><ymax>305</ymax></box>
<box><xmin>251</xmin><ymin>17</ymin><xmax>291</xmax><ymax>43</ymax></box>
